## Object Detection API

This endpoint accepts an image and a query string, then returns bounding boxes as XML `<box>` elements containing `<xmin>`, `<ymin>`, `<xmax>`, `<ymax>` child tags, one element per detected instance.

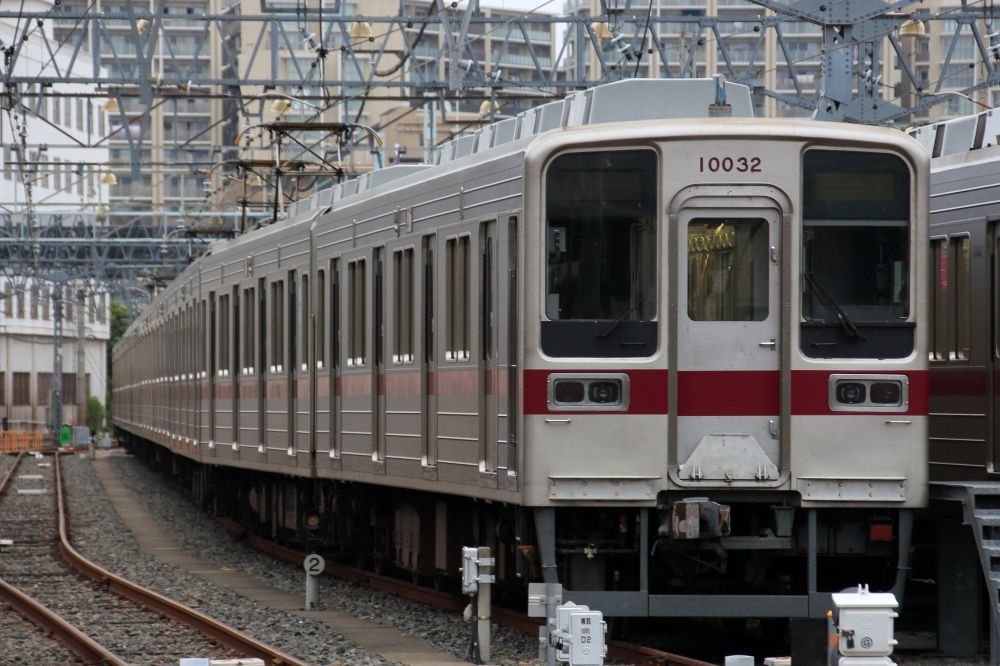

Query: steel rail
<box><xmin>216</xmin><ymin>517</ymin><xmax>716</xmax><ymax>666</ymax></box>
<box><xmin>53</xmin><ymin>454</ymin><xmax>308</xmax><ymax>666</ymax></box>
<box><xmin>0</xmin><ymin>577</ymin><xmax>128</xmax><ymax>666</ymax></box>
<box><xmin>0</xmin><ymin>451</ymin><xmax>24</xmax><ymax>497</ymax></box>
<box><xmin>0</xmin><ymin>452</ymin><xmax>127</xmax><ymax>665</ymax></box>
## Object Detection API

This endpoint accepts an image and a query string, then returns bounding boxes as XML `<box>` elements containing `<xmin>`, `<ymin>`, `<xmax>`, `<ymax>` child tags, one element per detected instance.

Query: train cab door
<box><xmin>673</xmin><ymin>205</ymin><xmax>783</xmax><ymax>486</ymax></box>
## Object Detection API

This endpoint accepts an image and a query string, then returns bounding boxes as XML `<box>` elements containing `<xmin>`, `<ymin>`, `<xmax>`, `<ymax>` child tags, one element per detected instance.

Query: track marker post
<box><xmin>303</xmin><ymin>553</ymin><xmax>324</xmax><ymax>610</ymax></box>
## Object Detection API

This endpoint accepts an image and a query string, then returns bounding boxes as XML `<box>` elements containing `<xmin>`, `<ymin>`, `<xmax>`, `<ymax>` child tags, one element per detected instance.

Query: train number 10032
<box><xmin>699</xmin><ymin>156</ymin><xmax>762</xmax><ymax>173</ymax></box>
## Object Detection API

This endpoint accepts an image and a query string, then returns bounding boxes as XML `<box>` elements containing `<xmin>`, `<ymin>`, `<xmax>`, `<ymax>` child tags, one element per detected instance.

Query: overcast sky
<box><xmin>479</xmin><ymin>0</ymin><xmax>562</xmax><ymax>14</ymax></box>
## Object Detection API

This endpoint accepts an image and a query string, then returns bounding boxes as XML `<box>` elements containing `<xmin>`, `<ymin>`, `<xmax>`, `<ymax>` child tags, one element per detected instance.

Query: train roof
<box><xmin>909</xmin><ymin>107</ymin><xmax>1000</xmax><ymax>161</ymax></box>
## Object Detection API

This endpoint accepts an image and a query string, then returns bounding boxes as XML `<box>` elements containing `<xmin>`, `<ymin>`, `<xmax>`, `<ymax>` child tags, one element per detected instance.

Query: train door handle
<box><xmin>759</xmin><ymin>339</ymin><xmax>777</xmax><ymax>349</ymax></box>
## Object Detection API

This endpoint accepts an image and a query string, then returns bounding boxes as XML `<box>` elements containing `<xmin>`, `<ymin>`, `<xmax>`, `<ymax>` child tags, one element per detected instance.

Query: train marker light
<box><xmin>870</xmin><ymin>382</ymin><xmax>902</xmax><ymax>405</ymax></box>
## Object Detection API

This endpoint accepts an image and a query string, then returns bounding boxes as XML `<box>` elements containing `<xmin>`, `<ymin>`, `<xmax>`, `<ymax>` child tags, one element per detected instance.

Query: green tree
<box><xmin>86</xmin><ymin>396</ymin><xmax>105</xmax><ymax>434</ymax></box>
<box><xmin>105</xmin><ymin>301</ymin><xmax>134</xmax><ymax>430</ymax></box>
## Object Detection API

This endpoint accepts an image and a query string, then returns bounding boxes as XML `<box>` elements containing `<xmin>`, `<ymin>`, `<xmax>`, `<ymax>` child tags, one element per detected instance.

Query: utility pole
<box><xmin>76</xmin><ymin>285</ymin><xmax>86</xmax><ymax>427</ymax></box>
<box><xmin>50</xmin><ymin>285</ymin><xmax>63</xmax><ymax>438</ymax></box>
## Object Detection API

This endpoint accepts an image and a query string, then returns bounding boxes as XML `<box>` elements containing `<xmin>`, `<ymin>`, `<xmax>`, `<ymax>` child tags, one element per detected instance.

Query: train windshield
<box><xmin>542</xmin><ymin>149</ymin><xmax>658</xmax><ymax>357</ymax></box>
<box><xmin>545</xmin><ymin>150</ymin><xmax>657</xmax><ymax>322</ymax></box>
<box><xmin>801</xmin><ymin>150</ymin><xmax>910</xmax><ymax>324</ymax></box>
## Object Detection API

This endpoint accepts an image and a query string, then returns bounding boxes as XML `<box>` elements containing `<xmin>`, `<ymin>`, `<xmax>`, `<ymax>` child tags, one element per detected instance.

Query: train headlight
<box><xmin>828</xmin><ymin>374</ymin><xmax>909</xmax><ymax>412</ymax></box>
<box><xmin>589</xmin><ymin>381</ymin><xmax>621</xmax><ymax>404</ymax></box>
<box><xmin>548</xmin><ymin>373</ymin><xmax>630</xmax><ymax>411</ymax></box>
<box><xmin>836</xmin><ymin>382</ymin><xmax>866</xmax><ymax>405</ymax></box>
<box><xmin>870</xmin><ymin>382</ymin><xmax>902</xmax><ymax>405</ymax></box>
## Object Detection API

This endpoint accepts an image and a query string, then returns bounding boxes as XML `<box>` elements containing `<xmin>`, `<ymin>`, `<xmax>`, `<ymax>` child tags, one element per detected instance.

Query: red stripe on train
<box><xmin>522</xmin><ymin>369</ymin><xmax>668</xmax><ymax>415</ymax></box>
<box><xmin>791</xmin><ymin>370</ymin><xmax>928</xmax><ymax>416</ymax></box>
<box><xmin>677</xmin><ymin>371</ymin><xmax>779</xmax><ymax>416</ymax></box>
<box><xmin>522</xmin><ymin>369</ymin><xmax>928</xmax><ymax>416</ymax></box>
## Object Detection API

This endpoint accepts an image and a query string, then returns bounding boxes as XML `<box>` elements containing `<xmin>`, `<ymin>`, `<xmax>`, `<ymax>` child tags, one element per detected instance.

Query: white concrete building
<box><xmin>0</xmin><ymin>0</ymin><xmax>112</xmax><ymax>432</ymax></box>
<box><xmin>0</xmin><ymin>279</ymin><xmax>110</xmax><ymax>431</ymax></box>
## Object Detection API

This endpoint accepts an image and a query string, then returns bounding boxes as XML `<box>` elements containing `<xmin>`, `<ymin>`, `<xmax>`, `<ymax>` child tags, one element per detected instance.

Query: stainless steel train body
<box><xmin>910</xmin><ymin>112</ymin><xmax>1000</xmax><ymax>479</ymax></box>
<box><xmin>113</xmin><ymin>79</ymin><xmax>929</xmax><ymax>620</ymax></box>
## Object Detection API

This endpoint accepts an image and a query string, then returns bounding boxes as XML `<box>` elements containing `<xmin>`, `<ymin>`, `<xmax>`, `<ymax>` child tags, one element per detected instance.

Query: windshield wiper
<box><xmin>804</xmin><ymin>272</ymin><xmax>863</xmax><ymax>341</ymax></box>
<box><xmin>598</xmin><ymin>297</ymin><xmax>642</xmax><ymax>340</ymax></box>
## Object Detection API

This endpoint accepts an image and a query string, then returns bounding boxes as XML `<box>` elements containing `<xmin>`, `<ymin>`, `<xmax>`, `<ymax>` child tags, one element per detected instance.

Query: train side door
<box><xmin>674</xmin><ymin>207</ymin><xmax>782</xmax><ymax>485</ymax></box>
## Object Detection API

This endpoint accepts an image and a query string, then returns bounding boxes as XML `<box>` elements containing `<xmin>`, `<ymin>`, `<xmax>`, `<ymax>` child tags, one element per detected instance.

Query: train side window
<box><xmin>232</xmin><ymin>287</ymin><xmax>241</xmax><ymax>382</ymax></box>
<box><xmin>218</xmin><ymin>294</ymin><xmax>230</xmax><ymax>377</ymax></box>
<box><xmin>317</xmin><ymin>269</ymin><xmax>326</xmax><ymax>369</ymax></box>
<box><xmin>446</xmin><ymin>236</ymin><xmax>471</xmax><ymax>361</ymax></box>
<box><xmin>952</xmin><ymin>235</ymin><xmax>971</xmax><ymax>361</ymax></box>
<box><xmin>687</xmin><ymin>218</ymin><xmax>768</xmax><ymax>321</ymax></box>
<box><xmin>930</xmin><ymin>238</ymin><xmax>949</xmax><ymax>361</ymax></box>
<box><xmin>542</xmin><ymin>149</ymin><xmax>657</xmax><ymax>357</ymax></box>
<box><xmin>300</xmin><ymin>273</ymin><xmax>309</xmax><ymax>372</ymax></box>
<box><xmin>393</xmin><ymin>247</ymin><xmax>415</xmax><ymax>364</ymax></box>
<box><xmin>423</xmin><ymin>237</ymin><xmax>435</xmax><ymax>364</ymax></box>
<box><xmin>801</xmin><ymin>150</ymin><xmax>911</xmax><ymax>359</ymax></box>
<box><xmin>289</xmin><ymin>272</ymin><xmax>297</xmax><ymax>373</ymax></box>
<box><xmin>331</xmin><ymin>260</ymin><xmax>340</xmax><ymax>370</ymax></box>
<box><xmin>243</xmin><ymin>287</ymin><xmax>255</xmax><ymax>374</ymax></box>
<box><xmin>348</xmin><ymin>259</ymin><xmax>367</xmax><ymax>366</ymax></box>
<box><xmin>200</xmin><ymin>300</ymin><xmax>207</xmax><ymax>376</ymax></box>
<box><xmin>270</xmin><ymin>280</ymin><xmax>284</xmax><ymax>373</ymax></box>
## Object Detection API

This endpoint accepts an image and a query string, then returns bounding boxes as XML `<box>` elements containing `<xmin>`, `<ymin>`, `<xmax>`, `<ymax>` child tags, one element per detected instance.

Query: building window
<box><xmin>63</xmin><ymin>373</ymin><xmax>77</xmax><ymax>405</ymax></box>
<box><xmin>37</xmin><ymin>373</ymin><xmax>52</xmax><ymax>405</ymax></box>
<box><xmin>12</xmin><ymin>373</ymin><xmax>30</xmax><ymax>406</ymax></box>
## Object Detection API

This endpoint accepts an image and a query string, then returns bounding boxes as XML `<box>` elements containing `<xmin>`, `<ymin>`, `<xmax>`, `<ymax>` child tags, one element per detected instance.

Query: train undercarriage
<box><xmin>122</xmin><ymin>432</ymin><xmax>912</xmax><ymax>624</ymax></box>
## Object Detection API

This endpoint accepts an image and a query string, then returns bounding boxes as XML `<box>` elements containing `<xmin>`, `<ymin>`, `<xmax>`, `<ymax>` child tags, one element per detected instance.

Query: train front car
<box><xmin>521</xmin><ymin>110</ymin><xmax>929</xmax><ymax>623</ymax></box>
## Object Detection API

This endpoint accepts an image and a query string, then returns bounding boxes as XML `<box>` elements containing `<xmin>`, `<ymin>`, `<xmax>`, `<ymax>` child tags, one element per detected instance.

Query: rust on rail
<box><xmin>54</xmin><ymin>453</ymin><xmax>308</xmax><ymax>666</ymax></box>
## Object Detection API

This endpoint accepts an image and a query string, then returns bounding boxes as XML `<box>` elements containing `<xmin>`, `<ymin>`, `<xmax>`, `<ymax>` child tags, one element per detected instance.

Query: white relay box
<box><xmin>832</xmin><ymin>585</ymin><xmax>899</xmax><ymax>657</ymax></box>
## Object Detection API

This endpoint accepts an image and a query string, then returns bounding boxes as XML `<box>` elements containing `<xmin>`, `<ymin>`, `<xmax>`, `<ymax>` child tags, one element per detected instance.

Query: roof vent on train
<box><xmin>356</xmin><ymin>164</ymin><xmax>429</xmax><ymax>194</ymax></box>
<box><xmin>318</xmin><ymin>78</ymin><xmax>755</xmax><ymax>212</ymax></box>
<box><xmin>436</xmin><ymin>77</ymin><xmax>755</xmax><ymax>166</ymax></box>
<box><xmin>909</xmin><ymin>108</ymin><xmax>1000</xmax><ymax>157</ymax></box>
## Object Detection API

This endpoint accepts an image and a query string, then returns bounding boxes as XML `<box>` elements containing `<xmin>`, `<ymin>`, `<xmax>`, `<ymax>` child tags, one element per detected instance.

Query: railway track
<box><xmin>216</xmin><ymin>517</ymin><xmax>716</xmax><ymax>666</ymax></box>
<box><xmin>0</xmin><ymin>452</ymin><xmax>307</xmax><ymax>666</ymax></box>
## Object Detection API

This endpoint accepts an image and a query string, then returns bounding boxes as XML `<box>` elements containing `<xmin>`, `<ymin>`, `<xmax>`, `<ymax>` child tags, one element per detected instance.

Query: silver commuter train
<box><xmin>113</xmin><ymin>78</ymin><xmax>929</xmax><ymax>625</ymax></box>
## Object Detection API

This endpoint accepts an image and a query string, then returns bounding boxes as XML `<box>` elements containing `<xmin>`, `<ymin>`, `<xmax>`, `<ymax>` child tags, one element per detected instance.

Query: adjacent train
<box><xmin>910</xmin><ymin>111</ymin><xmax>1000</xmax><ymax>659</ymax></box>
<box><xmin>113</xmin><ymin>78</ymin><xmax>930</xmax><ymax>630</ymax></box>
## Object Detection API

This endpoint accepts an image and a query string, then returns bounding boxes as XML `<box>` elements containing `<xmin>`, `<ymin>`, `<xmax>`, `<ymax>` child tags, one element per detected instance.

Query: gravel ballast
<box><xmin>61</xmin><ymin>451</ymin><xmax>538</xmax><ymax>665</ymax></box>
